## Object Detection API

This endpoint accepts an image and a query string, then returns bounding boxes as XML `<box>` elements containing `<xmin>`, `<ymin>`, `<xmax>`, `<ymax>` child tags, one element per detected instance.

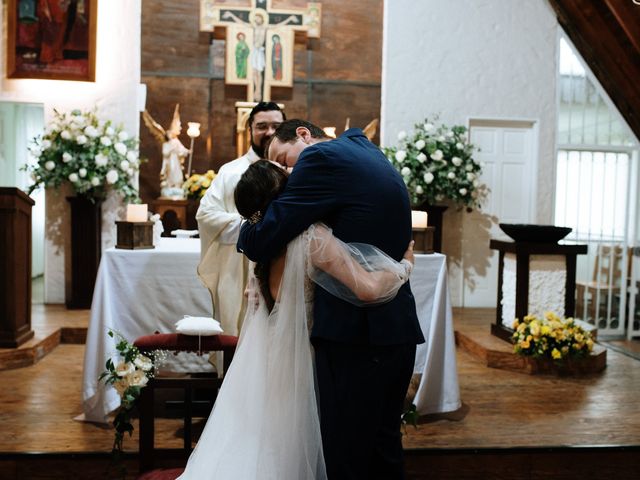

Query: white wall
<box><xmin>0</xmin><ymin>0</ymin><xmax>143</xmax><ymax>303</ymax></box>
<box><xmin>382</xmin><ymin>0</ymin><xmax>558</xmax><ymax>305</ymax></box>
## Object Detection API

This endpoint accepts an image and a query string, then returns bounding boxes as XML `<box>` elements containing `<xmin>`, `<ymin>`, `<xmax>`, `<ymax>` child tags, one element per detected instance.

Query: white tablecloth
<box><xmin>82</xmin><ymin>241</ymin><xmax>460</xmax><ymax>421</ymax></box>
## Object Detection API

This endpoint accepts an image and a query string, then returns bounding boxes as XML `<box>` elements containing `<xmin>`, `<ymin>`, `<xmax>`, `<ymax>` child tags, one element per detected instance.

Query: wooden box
<box><xmin>116</xmin><ymin>221</ymin><xmax>155</xmax><ymax>250</ymax></box>
<box><xmin>412</xmin><ymin>226</ymin><xmax>435</xmax><ymax>254</ymax></box>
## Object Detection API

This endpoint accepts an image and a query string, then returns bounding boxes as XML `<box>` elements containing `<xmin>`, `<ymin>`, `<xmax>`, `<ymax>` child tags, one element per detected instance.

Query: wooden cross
<box><xmin>200</xmin><ymin>0</ymin><xmax>322</xmax><ymax>102</ymax></box>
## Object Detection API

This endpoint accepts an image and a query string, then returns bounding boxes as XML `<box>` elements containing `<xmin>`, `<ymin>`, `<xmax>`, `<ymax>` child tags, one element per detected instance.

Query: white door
<box><xmin>462</xmin><ymin>120</ymin><xmax>537</xmax><ymax>307</ymax></box>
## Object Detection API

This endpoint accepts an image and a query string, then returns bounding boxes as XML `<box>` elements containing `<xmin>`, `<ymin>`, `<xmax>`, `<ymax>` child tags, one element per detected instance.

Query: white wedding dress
<box><xmin>177</xmin><ymin>224</ymin><xmax>410</xmax><ymax>480</ymax></box>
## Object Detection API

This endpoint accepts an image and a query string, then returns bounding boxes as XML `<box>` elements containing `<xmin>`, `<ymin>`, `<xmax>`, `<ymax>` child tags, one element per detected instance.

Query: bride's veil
<box><xmin>177</xmin><ymin>233</ymin><xmax>326</xmax><ymax>480</ymax></box>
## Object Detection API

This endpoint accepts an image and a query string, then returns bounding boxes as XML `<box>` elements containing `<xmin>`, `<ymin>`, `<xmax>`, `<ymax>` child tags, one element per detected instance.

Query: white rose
<box><xmin>395</xmin><ymin>150</ymin><xmax>407</xmax><ymax>163</ymax></box>
<box><xmin>397</xmin><ymin>131</ymin><xmax>407</xmax><ymax>140</ymax></box>
<box><xmin>68</xmin><ymin>173</ymin><xmax>79</xmax><ymax>183</ymax></box>
<box><xmin>466</xmin><ymin>172</ymin><xmax>475</xmax><ymax>181</ymax></box>
<box><xmin>134</xmin><ymin>354</ymin><xmax>153</xmax><ymax>372</ymax></box>
<box><xmin>114</xmin><ymin>142</ymin><xmax>128</xmax><ymax>156</ymax></box>
<box><xmin>438</xmin><ymin>136</ymin><xmax>446</xmax><ymax>142</ymax></box>
<box><xmin>473</xmin><ymin>179</ymin><xmax>479</xmax><ymax>187</ymax></box>
<box><xmin>424</xmin><ymin>172</ymin><xmax>434</xmax><ymax>184</ymax></box>
<box><xmin>447</xmin><ymin>171</ymin><xmax>456</xmax><ymax>180</ymax></box>
<box><xmin>45</xmin><ymin>161</ymin><xmax>56</xmax><ymax>171</ymax></box>
<box><xmin>79</xmin><ymin>168</ymin><xmax>87</xmax><ymax>178</ymax></box>
<box><xmin>459</xmin><ymin>188</ymin><xmax>468</xmax><ymax>196</ymax></box>
<box><xmin>41</xmin><ymin>139</ymin><xmax>52</xmax><ymax>149</ymax></box>
<box><xmin>83</xmin><ymin>125</ymin><xmax>99</xmax><ymax>138</ymax></box>
<box><xmin>456</xmin><ymin>142</ymin><xmax>464</xmax><ymax>149</ymax></box>
<box><xmin>401</xmin><ymin>167</ymin><xmax>411</xmax><ymax>177</ymax></box>
<box><xmin>445</xmin><ymin>130</ymin><xmax>454</xmax><ymax>138</ymax></box>
<box><xmin>113</xmin><ymin>379</ymin><xmax>129</xmax><ymax>396</ymax></box>
<box><xmin>126</xmin><ymin>151</ymin><xmax>138</xmax><ymax>163</ymax></box>
<box><xmin>127</xmin><ymin>168</ymin><xmax>134</xmax><ymax>176</ymax></box>
<box><xmin>119</xmin><ymin>160</ymin><xmax>130</xmax><ymax>171</ymax></box>
<box><xmin>452</xmin><ymin>156</ymin><xmax>463</xmax><ymax>167</ymax></box>
<box><xmin>127</xmin><ymin>369</ymin><xmax>149</xmax><ymax>387</ymax></box>
<box><xmin>424</xmin><ymin>123</ymin><xmax>434</xmax><ymax>132</ymax></box>
<box><xmin>416</xmin><ymin>185</ymin><xmax>424</xmax><ymax>194</ymax></box>
<box><xmin>95</xmin><ymin>153</ymin><xmax>108</xmax><ymax>167</ymax></box>
<box><xmin>431</xmin><ymin>150</ymin><xmax>443</xmax><ymax>161</ymax></box>
<box><xmin>118</xmin><ymin>131</ymin><xmax>129</xmax><ymax>141</ymax></box>
<box><xmin>414</xmin><ymin>139</ymin><xmax>426</xmax><ymax>150</ymax></box>
<box><xmin>76</xmin><ymin>135</ymin><xmax>87</xmax><ymax>145</ymax></box>
<box><xmin>465</xmin><ymin>164</ymin><xmax>473</xmax><ymax>171</ymax></box>
<box><xmin>100</xmin><ymin>136</ymin><xmax>112</xmax><ymax>146</ymax></box>
<box><xmin>417</xmin><ymin>152</ymin><xmax>427</xmax><ymax>163</ymax></box>
<box><xmin>60</xmin><ymin>130</ymin><xmax>72</xmax><ymax>140</ymax></box>
<box><xmin>31</xmin><ymin>147</ymin><xmax>42</xmax><ymax>157</ymax></box>
<box><xmin>106</xmin><ymin>170</ymin><xmax>119</xmax><ymax>184</ymax></box>
<box><xmin>115</xmin><ymin>361</ymin><xmax>134</xmax><ymax>377</ymax></box>
<box><xmin>62</xmin><ymin>152</ymin><xmax>72</xmax><ymax>163</ymax></box>
<box><xmin>91</xmin><ymin>176</ymin><xmax>101</xmax><ymax>186</ymax></box>
<box><xmin>105</xmin><ymin>126</ymin><xmax>115</xmax><ymax>136</ymax></box>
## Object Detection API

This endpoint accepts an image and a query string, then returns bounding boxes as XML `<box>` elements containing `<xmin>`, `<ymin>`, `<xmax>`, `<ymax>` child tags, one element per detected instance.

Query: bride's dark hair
<box><xmin>234</xmin><ymin>160</ymin><xmax>289</xmax><ymax>221</ymax></box>
<box><xmin>234</xmin><ymin>160</ymin><xmax>289</xmax><ymax>311</ymax></box>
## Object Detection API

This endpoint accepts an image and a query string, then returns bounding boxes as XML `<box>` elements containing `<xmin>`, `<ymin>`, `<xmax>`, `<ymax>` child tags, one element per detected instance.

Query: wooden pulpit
<box><xmin>0</xmin><ymin>188</ymin><xmax>35</xmax><ymax>347</ymax></box>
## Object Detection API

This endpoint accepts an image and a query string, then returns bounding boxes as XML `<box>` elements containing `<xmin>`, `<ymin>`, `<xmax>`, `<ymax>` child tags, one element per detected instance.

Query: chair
<box><xmin>134</xmin><ymin>333</ymin><xmax>238</xmax><ymax>475</ymax></box>
<box><xmin>575</xmin><ymin>244</ymin><xmax>630</xmax><ymax>323</ymax></box>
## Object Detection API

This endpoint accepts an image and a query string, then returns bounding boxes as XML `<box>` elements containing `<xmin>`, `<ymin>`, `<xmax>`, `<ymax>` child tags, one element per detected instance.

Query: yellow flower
<box><xmin>521</xmin><ymin>339</ymin><xmax>530</xmax><ymax>349</ymax></box>
<box><xmin>190</xmin><ymin>184</ymin><xmax>199</xmax><ymax>192</ymax></box>
<box><xmin>529</xmin><ymin>320</ymin><xmax>540</xmax><ymax>336</ymax></box>
<box><xmin>512</xmin><ymin>319</ymin><xmax>520</xmax><ymax>329</ymax></box>
<box><xmin>202</xmin><ymin>179</ymin><xmax>211</xmax><ymax>188</ymax></box>
<box><xmin>541</xmin><ymin>325</ymin><xmax>551</xmax><ymax>335</ymax></box>
<box><xmin>551</xmin><ymin>348</ymin><xmax>562</xmax><ymax>360</ymax></box>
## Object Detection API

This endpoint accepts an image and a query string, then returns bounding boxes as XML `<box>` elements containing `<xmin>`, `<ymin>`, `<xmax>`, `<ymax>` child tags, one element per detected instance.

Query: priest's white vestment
<box><xmin>196</xmin><ymin>148</ymin><xmax>259</xmax><ymax>335</ymax></box>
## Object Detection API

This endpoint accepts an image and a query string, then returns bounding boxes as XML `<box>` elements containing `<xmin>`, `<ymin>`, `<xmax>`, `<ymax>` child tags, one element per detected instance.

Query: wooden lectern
<box><xmin>0</xmin><ymin>188</ymin><xmax>35</xmax><ymax>347</ymax></box>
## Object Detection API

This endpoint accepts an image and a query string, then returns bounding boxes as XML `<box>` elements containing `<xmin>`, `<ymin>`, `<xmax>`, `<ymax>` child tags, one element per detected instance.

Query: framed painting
<box><xmin>7</xmin><ymin>0</ymin><xmax>97</xmax><ymax>82</ymax></box>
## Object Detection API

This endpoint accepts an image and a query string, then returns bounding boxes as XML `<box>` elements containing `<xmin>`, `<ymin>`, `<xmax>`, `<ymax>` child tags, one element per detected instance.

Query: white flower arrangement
<box><xmin>100</xmin><ymin>330</ymin><xmax>155</xmax><ymax>457</ymax></box>
<box><xmin>384</xmin><ymin>116</ymin><xmax>486</xmax><ymax>209</ymax></box>
<box><xmin>23</xmin><ymin>109</ymin><xmax>142</xmax><ymax>203</ymax></box>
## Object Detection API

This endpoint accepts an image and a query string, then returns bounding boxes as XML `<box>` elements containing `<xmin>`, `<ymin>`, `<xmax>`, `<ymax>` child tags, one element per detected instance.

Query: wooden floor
<box><xmin>0</xmin><ymin>306</ymin><xmax>639</xmax><ymax>479</ymax></box>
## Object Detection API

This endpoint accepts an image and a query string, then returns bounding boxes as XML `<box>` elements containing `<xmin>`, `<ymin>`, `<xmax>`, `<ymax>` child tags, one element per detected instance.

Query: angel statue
<box><xmin>143</xmin><ymin>104</ymin><xmax>190</xmax><ymax>199</ymax></box>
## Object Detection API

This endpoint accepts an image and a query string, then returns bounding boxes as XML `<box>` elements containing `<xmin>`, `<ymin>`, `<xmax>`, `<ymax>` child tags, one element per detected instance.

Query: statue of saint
<box><xmin>143</xmin><ymin>104</ymin><xmax>190</xmax><ymax>199</ymax></box>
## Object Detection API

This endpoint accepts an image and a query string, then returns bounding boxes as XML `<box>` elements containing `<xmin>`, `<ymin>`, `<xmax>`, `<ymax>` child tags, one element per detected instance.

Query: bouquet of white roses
<box><xmin>100</xmin><ymin>330</ymin><xmax>155</xmax><ymax>457</ymax></box>
<box><xmin>24</xmin><ymin>109</ymin><xmax>141</xmax><ymax>203</ymax></box>
<box><xmin>384</xmin><ymin>116</ymin><xmax>485</xmax><ymax>209</ymax></box>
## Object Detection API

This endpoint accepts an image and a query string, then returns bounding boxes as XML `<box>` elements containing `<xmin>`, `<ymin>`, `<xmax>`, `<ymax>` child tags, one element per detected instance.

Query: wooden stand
<box><xmin>0</xmin><ymin>188</ymin><xmax>35</xmax><ymax>347</ymax></box>
<box><xmin>489</xmin><ymin>239</ymin><xmax>588</xmax><ymax>342</ymax></box>
<box><xmin>66</xmin><ymin>196</ymin><xmax>102</xmax><ymax>310</ymax></box>
<box><xmin>116</xmin><ymin>221</ymin><xmax>155</xmax><ymax>249</ymax></box>
<box><xmin>412</xmin><ymin>226</ymin><xmax>435</xmax><ymax>254</ymax></box>
<box><xmin>151</xmin><ymin>198</ymin><xmax>197</xmax><ymax>236</ymax></box>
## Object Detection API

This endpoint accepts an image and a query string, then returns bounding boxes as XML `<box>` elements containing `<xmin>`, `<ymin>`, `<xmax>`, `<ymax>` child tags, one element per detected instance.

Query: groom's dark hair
<box><xmin>272</xmin><ymin>119</ymin><xmax>329</xmax><ymax>143</ymax></box>
<box><xmin>235</xmin><ymin>160</ymin><xmax>289</xmax><ymax>220</ymax></box>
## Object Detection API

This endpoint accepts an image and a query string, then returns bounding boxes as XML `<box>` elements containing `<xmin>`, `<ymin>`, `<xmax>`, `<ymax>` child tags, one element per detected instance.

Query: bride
<box><xmin>177</xmin><ymin>161</ymin><xmax>414</xmax><ymax>479</ymax></box>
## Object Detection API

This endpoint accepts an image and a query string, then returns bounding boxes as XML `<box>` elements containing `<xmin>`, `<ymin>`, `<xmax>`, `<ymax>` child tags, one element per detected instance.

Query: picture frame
<box><xmin>7</xmin><ymin>0</ymin><xmax>97</xmax><ymax>82</ymax></box>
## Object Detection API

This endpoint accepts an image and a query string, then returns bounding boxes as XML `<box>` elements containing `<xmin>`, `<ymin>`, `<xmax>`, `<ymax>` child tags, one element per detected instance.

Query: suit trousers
<box><xmin>313</xmin><ymin>339</ymin><xmax>416</xmax><ymax>480</ymax></box>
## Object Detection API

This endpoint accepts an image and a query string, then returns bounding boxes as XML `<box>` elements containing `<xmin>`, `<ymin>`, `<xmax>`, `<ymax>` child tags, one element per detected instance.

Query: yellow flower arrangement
<box><xmin>512</xmin><ymin>311</ymin><xmax>594</xmax><ymax>361</ymax></box>
<box><xmin>183</xmin><ymin>169</ymin><xmax>216</xmax><ymax>199</ymax></box>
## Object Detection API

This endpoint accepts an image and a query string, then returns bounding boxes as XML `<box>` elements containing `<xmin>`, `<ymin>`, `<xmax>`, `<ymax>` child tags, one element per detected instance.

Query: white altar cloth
<box><xmin>82</xmin><ymin>241</ymin><xmax>460</xmax><ymax>421</ymax></box>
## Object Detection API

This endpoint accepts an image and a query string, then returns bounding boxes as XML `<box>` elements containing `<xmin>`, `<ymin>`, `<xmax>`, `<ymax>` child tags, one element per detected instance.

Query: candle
<box><xmin>411</xmin><ymin>210</ymin><xmax>428</xmax><ymax>229</ymax></box>
<box><xmin>126</xmin><ymin>204</ymin><xmax>148</xmax><ymax>222</ymax></box>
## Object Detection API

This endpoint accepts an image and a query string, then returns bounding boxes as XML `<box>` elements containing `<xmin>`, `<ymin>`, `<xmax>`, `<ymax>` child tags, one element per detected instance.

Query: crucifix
<box><xmin>200</xmin><ymin>0</ymin><xmax>322</xmax><ymax>102</ymax></box>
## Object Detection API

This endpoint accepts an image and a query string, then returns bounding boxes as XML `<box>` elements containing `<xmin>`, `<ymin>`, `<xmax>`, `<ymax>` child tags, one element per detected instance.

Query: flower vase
<box><xmin>418</xmin><ymin>203</ymin><xmax>448</xmax><ymax>253</ymax></box>
<box><xmin>66</xmin><ymin>196</ymin><xmax>102</xmax><ymax>309</ymax></box>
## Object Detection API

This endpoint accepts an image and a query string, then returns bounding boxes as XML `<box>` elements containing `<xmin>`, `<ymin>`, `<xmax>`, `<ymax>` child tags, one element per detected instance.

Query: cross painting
<box><xmin>200</xmin><ymin>0</ymin><xmax>322</xmax><ymax>102</ymax></box>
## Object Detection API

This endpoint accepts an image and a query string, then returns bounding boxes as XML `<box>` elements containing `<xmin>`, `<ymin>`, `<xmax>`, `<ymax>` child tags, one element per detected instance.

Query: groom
<box><xmin>237</xmin><ymin>119</ymin><xmax>424</xmax><ymax>479</ymax></box>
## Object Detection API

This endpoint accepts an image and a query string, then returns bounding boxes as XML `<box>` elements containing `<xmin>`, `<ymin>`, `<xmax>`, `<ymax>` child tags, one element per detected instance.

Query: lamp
<box><xmin>322</xmin><ymin>127</ymin><xmax>336</xmax><ymax>138</ymax></box>
<box><xmin>186</xmin><ymin>122</ymin><xmax>201</xmax><ymax>178</ymax></box>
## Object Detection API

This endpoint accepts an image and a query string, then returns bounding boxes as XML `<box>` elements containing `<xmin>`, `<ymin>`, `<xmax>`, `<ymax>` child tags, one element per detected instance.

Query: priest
<box><xmin>196</xmin><ymin>102</ymin><xmax>285</xmax><ymax>335</ymax></box>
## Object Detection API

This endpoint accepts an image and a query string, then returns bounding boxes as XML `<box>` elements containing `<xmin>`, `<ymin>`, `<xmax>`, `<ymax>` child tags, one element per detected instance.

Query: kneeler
<box><xmin>133</xmin><ymin>333</ymin><xmax>238</xmax><ymax>477</ymax></box>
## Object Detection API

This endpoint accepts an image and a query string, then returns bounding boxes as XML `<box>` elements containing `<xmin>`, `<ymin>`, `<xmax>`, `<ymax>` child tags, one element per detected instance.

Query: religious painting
<box><xmin>7</xmin><ymin>0</ymin><xmax>97</xmax><ymax>82</ymax></box>
<box><xmin>265</xmin><ymin>28</ymin><xmax>294</xmax><ymax>87</ymax></box>
<box><xmin>225</xmin><ymin>24</ymin><xmax>254</xmax><ymax>86</ymax></box>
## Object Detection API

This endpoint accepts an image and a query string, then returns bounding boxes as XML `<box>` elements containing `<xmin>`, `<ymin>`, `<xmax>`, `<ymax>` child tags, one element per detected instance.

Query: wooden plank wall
<box><xmin>139</xmin><ymin>0</ymin><xmax>383</xmax><ymax>203</ymax></box>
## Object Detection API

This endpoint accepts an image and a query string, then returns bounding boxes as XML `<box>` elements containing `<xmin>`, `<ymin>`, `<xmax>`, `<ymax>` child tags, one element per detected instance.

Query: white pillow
<box><xmin>175</xmin><ymin>316</ymin><xmax>223</xmax><ymax>336</ymax></box>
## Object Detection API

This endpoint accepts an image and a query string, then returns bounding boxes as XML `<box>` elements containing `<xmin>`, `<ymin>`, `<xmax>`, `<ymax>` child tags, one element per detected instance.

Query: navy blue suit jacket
<box><xmin>237</xmin><ymin>128</ymin><xmax>424</xmax><ymax>346</ymax></box>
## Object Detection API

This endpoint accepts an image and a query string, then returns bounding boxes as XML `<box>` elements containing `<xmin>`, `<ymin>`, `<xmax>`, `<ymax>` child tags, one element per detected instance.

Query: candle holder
<box><xmin>186</xmin><ymin>122</ymin><xmax>201</xmax><ymax>178</ymax></box>
<box><xmin>115</xmin><ymin>221</ymin><xmax>155</xmax><ymax>250</ymax></box>
<box><xmin>412</xmin><ymin>226</ymin><xmax>435</xmax><ymax>254</ymax></box>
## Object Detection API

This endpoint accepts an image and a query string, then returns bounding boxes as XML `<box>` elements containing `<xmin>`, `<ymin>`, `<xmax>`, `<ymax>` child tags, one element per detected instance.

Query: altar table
<box><xmin>82</xmin><ymin>239</ymin><xmax>460</xmax><ymax>422</ymax></box>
